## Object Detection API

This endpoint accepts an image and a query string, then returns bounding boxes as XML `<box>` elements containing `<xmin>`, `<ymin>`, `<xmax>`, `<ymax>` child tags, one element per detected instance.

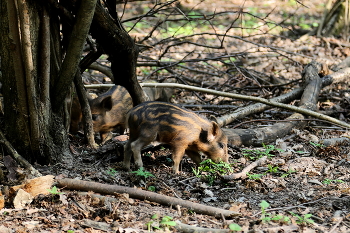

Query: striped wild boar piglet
<box><xmin>123</xmin><ymin>101</ymin><xmax>228</xmax><ymax>174</ymax></box>
<box><xmin>89</xmin><ymin>85</ymin><xmax>133</xmax><ymax>142</ymax></box>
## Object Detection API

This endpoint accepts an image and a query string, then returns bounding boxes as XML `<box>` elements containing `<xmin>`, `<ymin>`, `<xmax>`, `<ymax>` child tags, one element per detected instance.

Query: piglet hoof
<box><xmin>135</xmin><ymin>161</ymin><xmax>144</xmax><ymax>169</ymax></box>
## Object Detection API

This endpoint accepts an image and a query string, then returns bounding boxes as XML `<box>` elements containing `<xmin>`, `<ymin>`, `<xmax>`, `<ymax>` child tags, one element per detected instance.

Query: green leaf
<box><xmin>229</xmin><ymin>223</ymin><xmax>242</xmax><ymax>231</ymax></box>
<box><xmin>260</xmin><ymin>200</ymin><xmax>270</xmax><ymax>209</ymax></box>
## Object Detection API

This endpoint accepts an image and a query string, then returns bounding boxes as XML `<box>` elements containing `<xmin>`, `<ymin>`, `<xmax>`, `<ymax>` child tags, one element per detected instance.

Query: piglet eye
<box><xmin>91</xmin><ymin>114</ymin><xmax>99</xmax><ymax>121</ymax></box>
<box><xmin>218</xmin><ymin>142</ymin><xmax>225</xmax><ymax>149</ymax></box>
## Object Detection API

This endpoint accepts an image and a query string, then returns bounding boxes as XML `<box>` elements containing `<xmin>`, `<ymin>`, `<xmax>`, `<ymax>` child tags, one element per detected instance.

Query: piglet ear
<box><xmin>211</xmin><ymin>121</ymin><xmax>220</xmax><ymax>137</ymax></box>
<box><xmin>100</xmin><ymin>96</ymin><xmax>113</xmax><ymax>111</ymax></box>
<box><xmin>206</xmin><ymin>121</ymin><xmax>220</xmax><ymax>142</ymax></box>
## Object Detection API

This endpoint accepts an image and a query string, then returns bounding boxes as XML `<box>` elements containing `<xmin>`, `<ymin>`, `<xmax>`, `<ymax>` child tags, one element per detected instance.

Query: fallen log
<box><xmin>56</xmin><ymin>178</ymin><xmax>239</xmax><ymax>218</ymax></box>
<box><xmin>224</xmin><ymin>61</ymin><xmax>323</xmax><ymax>146</ymax></box>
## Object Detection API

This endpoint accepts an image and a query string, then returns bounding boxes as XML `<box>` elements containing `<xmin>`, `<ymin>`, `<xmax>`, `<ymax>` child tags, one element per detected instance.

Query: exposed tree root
<box><xmin>56</xmin><ymin>178</ymin><xmax>239</xmax><ymax>218</ymax></box>
<box><xmin>0</xmin><ymin>129</ymin><xmax>41</xmax><ymax>178</ymax></box>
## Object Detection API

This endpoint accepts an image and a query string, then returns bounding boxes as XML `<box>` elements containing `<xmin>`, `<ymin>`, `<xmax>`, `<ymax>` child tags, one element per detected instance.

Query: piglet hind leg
<box><xmin>123</xmin><ymin>140</ymin><xmax>133</xmax><ymax>170</ymax></box>
<box><xmin>130</xmin><ymin>137</ymin><xmax>154</xmax><ymax>169</ymax></box>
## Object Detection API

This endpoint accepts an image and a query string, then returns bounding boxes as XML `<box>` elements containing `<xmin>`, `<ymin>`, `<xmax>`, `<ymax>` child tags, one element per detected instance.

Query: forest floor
<box><xmin>1</xmin><ymin>0</ymin><xmax>350</xmax><ymax>232</ymax></box>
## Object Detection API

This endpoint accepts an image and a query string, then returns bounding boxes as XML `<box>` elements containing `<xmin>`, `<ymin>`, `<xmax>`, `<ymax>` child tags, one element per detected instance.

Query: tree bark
<box><xmin>53</xmin><ymin>0</ymin><xmax>98</xmax><ymax>112</ymax></box>
<box><xmin>0</xmin><ymin>0</ymin><xmax>100</xmax><ymax>164</ymax></box>
<box><xmin>89</xmin><ymin>1</ymin><xmax>148</xmax><ymax>106</ymax></box>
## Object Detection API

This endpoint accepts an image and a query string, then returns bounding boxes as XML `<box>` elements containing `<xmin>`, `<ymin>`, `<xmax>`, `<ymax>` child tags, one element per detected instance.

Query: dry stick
<box><xmin>214</xmin><ymin>87</ymin><xmax>303</xmax><ymax>127</ymax></box>
<box><xmin>253</xmin><ymin>197</ymin><xmax>330</xmax><ymax>217</ymax></box>
<box><xmin>0</xmin><ymin>130</ymin><xmax>41</xmax><ymax>178</ymax></box>
<box><xmin>220</xmin><ymin>156</ymin><xmax>267</xmax><ymax>181</ymax></box>
<box><xmin>329</xmin><ymin>218</ymin><xmax>343</xmax><ymax>233</ymax></box>
<box><xmin>84</xmin><ymin>83</ymin><xmax>350</xmax><ymax>129</ymax></box>
<box><xmin>57</xmin><ymin>178</ymin><xmax>239</xmax><ymax>218</ymax></box>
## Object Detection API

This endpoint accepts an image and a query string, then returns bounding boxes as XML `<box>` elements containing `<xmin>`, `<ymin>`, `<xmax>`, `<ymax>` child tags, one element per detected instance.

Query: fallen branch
<box><xmin>84</xmin><ymin>82</ymin><xmax>350</xmax><ymax>129</ymax></box>
<box><xmin>223</xmin><ymin>61</ymin><xmax>323</xmax><ymax>146</ymax></box>
<box><xmin>220</xmin><ymin>156</ymin><xmax>267</xmax><ymax>181</ymax></box>
<box><xmin>252</xmin><ymin>197</ymin><xmax>330</xmax><ymax>217</ymax></box>
<box><xmin>213</xmin><ymin>87</ymin><xmax>303</xmax><ymax>127</ymax></box>
<box><xmin>0</xmin><ymin>129</ymin><xmax>41</xmax><ymax>178</ymax></box>
<box><xmin>56</xmin><ymin>178</ymin><xmax>239</xmax><ymax>218</ymax></box>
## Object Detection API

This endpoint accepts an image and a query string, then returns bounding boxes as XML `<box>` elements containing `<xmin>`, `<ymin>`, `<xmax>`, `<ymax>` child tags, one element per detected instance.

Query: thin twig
<box><xmin>85</xmin><ymin>83</ymin><xmax>350</xmax><ymax>129</ymax></box>
<box><xmin>252</xmin><ymin>197</ymin><xmax>330</xmax><ymax>217</ymax></box>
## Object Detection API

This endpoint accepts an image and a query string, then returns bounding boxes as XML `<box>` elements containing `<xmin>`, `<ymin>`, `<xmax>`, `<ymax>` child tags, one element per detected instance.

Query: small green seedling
<box><xmin>280</xmin><ymin>169</ymin><xmax>297</xmax><ymax>178</ymax></box>
<box><xmin>259</xmin><ymin>200</ymin><xmax>290</xmax><ymax>224</ymax></box>
<box><xmin>266</xmin><ymin>164</ymin><xmax>279</xmax><ymax>174</ymax></box>
<box><xmin>67</xmin><ymin>230</ymin><xmax>75</xmax><ymax>233</ymax></box>
<box><xmin>229</xmin><ymin>223</ymin><xmax>242</xmax><ymax>231</ymax></box>
<box><xmin>160</xmin><ymin>216</ymin><xmax>176</xmax><ymax>230</ymax></box>
<box><xmin>47</xmin><ymin>186</ymin><xmax>64</xmax><ymax>195</ymax></box>
<box><xmin>146</xmin><ymin>214</ymin><xmax>159</xmax><ymax>231</ymax></box>
<box><xmin>148</xmin><ymin>186</ymin><xmax>156</xmax><ymax>192</ymax></box>
<box><xmin>309</xmin><ymin>141</ymin><xmax>325</xmax><ymax>148</ymax></box>
<box><xmin>192</xmin><ymin>159</ymin><xmax>233</xmax><ymax>185</ymax></box>
<box><xmin>146</xmin><ymin>214</ymin><xmax>176</xmax><ymax>232</ymax></box>
<box><xmin>260</xmin><ymin>200</ymin><xmax>270</xmax><ymax>222</ymax></box>
<box><xmin>290</xmin><ymin>212</ymin><xmax>315</xmax><ymax>225</ymax></box>
<box><xmin>106</xmin><ymin>168</ymin><xmax>118</xmax><ymax>176</ymax></box>
<box><xmin>131</xmin><ymin>167</ymin><xmax>155</xmax><ymax>179</ymax></box>
<box><xmin>242</xmin><ymin>143</ymin><xmax>283</xmax><ymax>160</ymax></box>
<box><xmin>322</xmin><ymin>179</ymin><xmax>344</xmax><ymax>185</ymax></box>
<box><xmin>47</xmin><ymin>186</ymin><xmax>64</xmax><ymax>202</ymax></box>
<box><xmin>246</xmin><ymin>172</ymin><xmax>264</xmax><ymax>180</ymax></box>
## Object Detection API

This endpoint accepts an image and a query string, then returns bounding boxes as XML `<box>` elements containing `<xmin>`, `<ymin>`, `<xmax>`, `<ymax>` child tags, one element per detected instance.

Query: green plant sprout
<box><xmin>192</xmin><ymin>159</ymin><xmax>233</xmax><ymax>185</ymax></box>
<box><xmin>145</xmin><ymin>214</ymin><xmax>176</xmax><ymax>232</ymax></box>
<box><xmin>246</xmin><ymin>172</ymin><xmax>264</xmax><ymax>180</ymax></box>
<box><xmin>280</xmin><ymin>169</ymin><xmax>297</xmax><ymax>178</ymax></box>
<box><xmin>289</xmin><ymin>212</ymin><xmax>315</xmax><ymax>225</ymax></box>
<box><xmin>131</xmin><ymin>167</ymin><xmax>155</xmax><ymax>179</ymax></box>
<box><xmin>229</xmin><ymin>223</ymin><xmax>242</xmax><ymax>231</ymax></box>
<box><xmin>266</xmin><ymin>164</ymin><xmax>279</xmax><ymax>174</ymax></box>
<box><xmin>160</xmin><ymin>216</ymin><xmax>176</xmax><ymax>230</ymax></box>
<box><xmin>322</xmin><ymin>179</ymin><xmax>344</xmax><ymax>185</ymax></box>
<box><xmin>242</xmin><ymin>144</ymin><xmax>283</xmax><ymax>160</ymax></box>
<box><xmin>106</xmin><ymin>168</ymin><xmax>118</xmax><ymax>176</ymax></box>
<box><xmin>260</xmin><ymin>200</ymin><xmax>270</xmax><ymax>222</ymax></box>
<box><xmin>309</xmin><ymin>141</ymin><xmax>325</xmax><ymax>148</ymax></box>
<box><xmin>47</xmin><ymin>186</ymin><xmax>64</xmax><ymax>195</ymax></box>
<box><xmin>259</xmin><ymin>200</ymin><xmax>290</xmax><ymax>223</ymax></box>
<box><xmin>146</xmin><ymin>214</ymin><xmax>159</xmax><ymax>231</ymax></box>
<box><xmin>148</xmin><ymin>186</ymin><xmax>156</xmax><ymax>192</ymax></box>
<box><xmin>67</xmin><ymin>230</ymin><xmax>75</xmax><ymax>233</ymax></box>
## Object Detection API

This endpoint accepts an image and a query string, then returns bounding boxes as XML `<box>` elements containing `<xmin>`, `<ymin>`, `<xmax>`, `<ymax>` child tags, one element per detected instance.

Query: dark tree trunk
<box><xmin>0</xmin><ymin>0</ymin><xmax>97</xmax><ymax>165</ymax></box>
<box><xmin>90</xmin><ymin>1</ymin><xmax>148</xmax><ymax>106</ymax></box>
<box><xmin>0</xmin><ymin>0</ymin><xmax>71</xmax><ymax>164</ymax></box>
<box><xmin>317</xmin><ymin>0</ymin><xmax>350</xmax><ymax>40</ymax></box>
